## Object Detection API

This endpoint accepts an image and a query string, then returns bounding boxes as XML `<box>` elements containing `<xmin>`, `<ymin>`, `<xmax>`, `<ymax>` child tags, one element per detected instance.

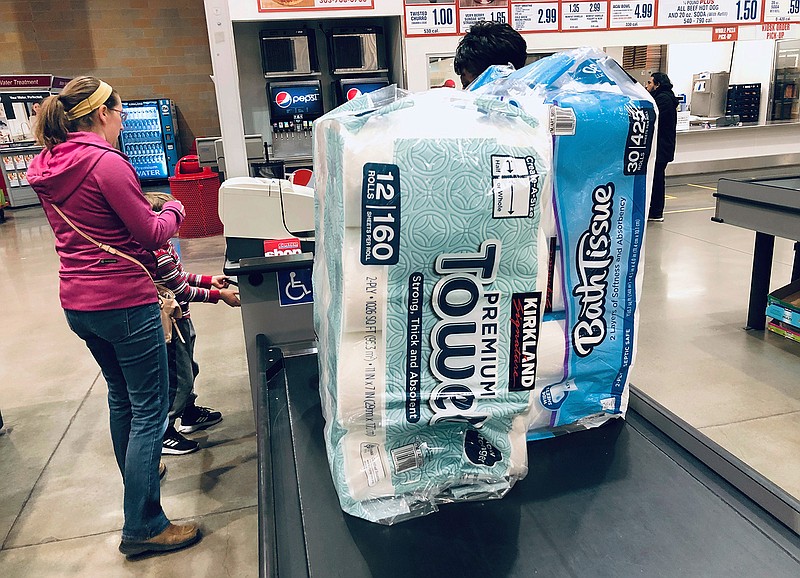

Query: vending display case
<box><xmin>0</xmin><ymin>144</ymin><xmax>42</xmax><ymax>207</ymax></box>
<box><xmin>118</xmin><ymin>99</ymin><xmax>180</xmax><ymax>181</ymax></box>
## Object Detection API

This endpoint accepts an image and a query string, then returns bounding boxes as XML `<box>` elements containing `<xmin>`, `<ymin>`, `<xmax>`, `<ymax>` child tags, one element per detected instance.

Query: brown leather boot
<box><xmin>119</xmin><ymin>522</ymin><xmax>201</xmax><ymax>557</ymax></box>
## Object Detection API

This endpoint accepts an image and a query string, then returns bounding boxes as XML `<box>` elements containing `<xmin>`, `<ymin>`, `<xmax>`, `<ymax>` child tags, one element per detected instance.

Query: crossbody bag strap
<box><xmin>50</xmin><ymin>203</ymin><xmax>155</xmax><ymax>283</ymax></box>
<box><xmin>50</xmin><ymin>203</ymin><xmax>185</xmax><ymax>343</ymax></box>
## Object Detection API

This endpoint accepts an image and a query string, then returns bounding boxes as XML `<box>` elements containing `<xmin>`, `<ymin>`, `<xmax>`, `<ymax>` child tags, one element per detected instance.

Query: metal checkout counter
<box><xmin>713</xmin><ymin>177</ymin><xmax>800</xmax><ymax>330</ymax></box>
<box><xmin>219</xmin><ymin>178</ymin><xmax>800</xmax><ymax>578</ymax></box>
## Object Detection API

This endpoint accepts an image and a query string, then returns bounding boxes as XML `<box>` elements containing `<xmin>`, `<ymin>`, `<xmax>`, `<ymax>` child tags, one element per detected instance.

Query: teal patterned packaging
<box><xmin>313</xmin><ymin>89</ymin><xmax>552</xmax><ymax>524</ymax></box>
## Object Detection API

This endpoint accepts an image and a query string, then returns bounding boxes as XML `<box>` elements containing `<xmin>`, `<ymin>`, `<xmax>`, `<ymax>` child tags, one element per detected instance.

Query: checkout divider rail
<box><xmin>256</xmin><ymin>340</ymin><xmax>314</xmax><ymax>578</ymax></box>
<box><xmin>630</xmin><ymin>385</ymin><xmax>800</xmax><ymax>537</ymax></box>
<box><xmin>255</xmin><ymin>337</ymin><xmax>280</xmax><ymax>578</ymax></box>
<box><xmin>250</xmin><ymin>352</ymin><xmax>800</xmax><ymax>576</ymax></box>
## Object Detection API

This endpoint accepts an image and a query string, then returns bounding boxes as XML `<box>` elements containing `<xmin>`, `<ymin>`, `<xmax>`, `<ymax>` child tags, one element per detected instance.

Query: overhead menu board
<box><xmin>561</xmin><ymin>1</ymin><xmax>609</xmax><ymax>29</ymax></box>
<box><xmin>764</xmin><ymin>0</ymin><xmax>800</xmax><ymax>21</ymax></box>
<box><xmin>403</xmin><ymin>0</ymin><xmax>800</xmax><ymax>36</ymax></box>
<box><xmin>406</xmin><ymin>2</ymin><xmax>459</xmax><ymax>35</ymax></box>
<box><xmin>657</xmin><ymin>0</ymin><xmax>760</xmax><ymax>27</ymax></box>
<box><xmin>258</xmin><ymin>0</ymin><xmax>373</xmax><ymax>11</ymax></box>
<box><xmin>512</xmin><ymin>2</ymin><xmax>561</xmax><ymax>31</ymax></box>
<box><xmin>460</xmin><ymin>7</ymin><xmax>512</xmax><ymax>32</ymax></box>
<box><xmin>609</xmin><ymin>1</ymin><xmax>656</xmax><ymax>28</ymax></box>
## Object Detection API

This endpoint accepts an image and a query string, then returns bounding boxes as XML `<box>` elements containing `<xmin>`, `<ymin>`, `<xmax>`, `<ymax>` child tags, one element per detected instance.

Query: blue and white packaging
<box><xmin>467</xmin><ymin>64</ymin><xmax>516</xmax><ymax>91</ymax></box>
<box><xmin>472</xmin><ymin>48</ymin><xmax>657</xmax><ymax>439</ymax></box>
<box><xmin>313</xmin><ymin>88</ymin><xmax>553</xmax><ymax>524</ymax></box>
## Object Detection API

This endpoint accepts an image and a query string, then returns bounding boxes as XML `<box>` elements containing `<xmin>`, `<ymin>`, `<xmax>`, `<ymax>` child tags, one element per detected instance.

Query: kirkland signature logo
<box><xmin>274</xmin><ymin>91</ymin><xmax>319</xmax><ymax>109</ymax></box>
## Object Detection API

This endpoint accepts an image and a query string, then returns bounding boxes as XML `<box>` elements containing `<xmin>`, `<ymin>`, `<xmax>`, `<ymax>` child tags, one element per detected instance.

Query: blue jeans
<box><xmin>65</xmin><ymin>303</ymin><xmax>170</xmax><ymax>541</ymax></box>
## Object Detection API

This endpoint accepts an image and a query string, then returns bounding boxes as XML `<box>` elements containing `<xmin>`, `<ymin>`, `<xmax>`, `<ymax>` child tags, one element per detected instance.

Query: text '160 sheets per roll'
<box><xmin>313</xmin><ymin>88</ymin><xmax>552</xmax><ymax>524</ymax></box>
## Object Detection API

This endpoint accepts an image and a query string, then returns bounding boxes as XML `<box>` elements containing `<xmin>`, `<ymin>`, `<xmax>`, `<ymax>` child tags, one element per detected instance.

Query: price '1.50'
<box><xmin>735</xmin><ymin>0</ymin><xmax>758</xmax><ymax>20</ymax></box>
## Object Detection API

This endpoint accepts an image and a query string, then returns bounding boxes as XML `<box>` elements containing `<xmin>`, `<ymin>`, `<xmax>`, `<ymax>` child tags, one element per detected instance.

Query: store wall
<box><xmin>668</xmin><ymin>41</ymin><xmax>774</xmax><ymax>123</ymax></box>
<box><xmin>0</xmin><ymin>0</ymin><xmax>219</xmax><ymax>155</ymax></box>
<box><xmin>668</xmin><ymin>42</ymin><xmax>735</xmax><ymax>105</ymax></box>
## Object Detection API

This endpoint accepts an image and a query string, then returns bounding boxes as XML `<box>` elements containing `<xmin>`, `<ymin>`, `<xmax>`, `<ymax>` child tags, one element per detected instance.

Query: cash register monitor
<box><xmin>338</xmin><ymin>77</ymin><xmax>389</xmax><ymax>104</ymax></box>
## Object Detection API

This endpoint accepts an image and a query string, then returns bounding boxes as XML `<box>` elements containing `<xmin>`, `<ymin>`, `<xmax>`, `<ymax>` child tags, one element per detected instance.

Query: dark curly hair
<box><xmin>650</xmin><ymin>72</ymin><xmax>673</xmax><ymax>89</ymax></box>
<box><xmin>454</xmin><ymin>21</ymin><xmax>527</xmax><ymax>78</ymax></box>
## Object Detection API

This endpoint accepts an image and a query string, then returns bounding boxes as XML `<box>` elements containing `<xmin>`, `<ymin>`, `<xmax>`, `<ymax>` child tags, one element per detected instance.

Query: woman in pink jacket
<box><xmin>27</xmin><ymin>76</ymin><xmax>200</xmax><ymax>558</ymax></box>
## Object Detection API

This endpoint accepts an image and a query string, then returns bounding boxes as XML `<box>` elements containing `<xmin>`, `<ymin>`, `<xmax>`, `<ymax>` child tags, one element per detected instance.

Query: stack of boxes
<box><xmin>766</xmin><ymin>280</ymin><xmax>800</xmax><ymax>343</ymax></box>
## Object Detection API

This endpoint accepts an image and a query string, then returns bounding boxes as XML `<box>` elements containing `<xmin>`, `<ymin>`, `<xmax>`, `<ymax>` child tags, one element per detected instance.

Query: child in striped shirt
<box><xmin>146</xmin><ymin>192</ymin><xmax>241</xmax><ymax>455</ymax></box>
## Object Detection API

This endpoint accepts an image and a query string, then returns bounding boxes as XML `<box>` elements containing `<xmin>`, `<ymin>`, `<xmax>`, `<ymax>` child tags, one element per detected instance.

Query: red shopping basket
<box><xmin>168</xmin><ymin>155</ymin><xmax>224</xmax><ymax>238</ymax></box>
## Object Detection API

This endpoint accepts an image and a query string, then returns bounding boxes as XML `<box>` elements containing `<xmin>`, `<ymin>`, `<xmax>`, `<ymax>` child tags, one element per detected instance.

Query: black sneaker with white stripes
<box><xmin>162</xmin><ymin>425</ymin><xmax>200</xmax><ymax>455</ymax></box>
<box><xmin>177</xmin><ymin>404</ymin><xmax>222</xmax><ymax>434</ymax></box>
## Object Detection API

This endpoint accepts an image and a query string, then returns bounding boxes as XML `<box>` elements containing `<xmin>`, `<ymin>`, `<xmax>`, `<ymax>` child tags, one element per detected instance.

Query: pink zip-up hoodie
<box><xmin>28</xmin><ymin>132</ymin><xmax>185</xmax><ymax>311</ymax></box>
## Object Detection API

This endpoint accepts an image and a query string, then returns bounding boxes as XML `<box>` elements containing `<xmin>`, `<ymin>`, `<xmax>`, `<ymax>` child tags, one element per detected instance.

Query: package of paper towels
<box><xmin>471</xmin><ymin>48</ymin><xmax>656</xmax><ymax>440</ymax></box>
<box><xmin>313</xmin><ymin>88</ymin><xmax>553</xmax><ymax>524</ymax></box>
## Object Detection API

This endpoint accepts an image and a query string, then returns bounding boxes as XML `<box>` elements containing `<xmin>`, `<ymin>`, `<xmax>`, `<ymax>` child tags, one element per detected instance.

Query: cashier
<box><xmin>453</xmin><ymin>21</ymin><xmax>527</xmax><ymax>89</ymax></box>
<box><xmin>645</xmin><ymin>72</ymin><xmax>679</xmax><ymax>222</ymax></box>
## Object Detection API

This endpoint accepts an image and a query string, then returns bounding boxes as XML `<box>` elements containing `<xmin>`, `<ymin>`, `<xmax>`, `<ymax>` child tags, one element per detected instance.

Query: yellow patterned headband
<box><xmin>65</xmin><ymin>81</ymin><xmax>113</xmax><ymax>121</ymax></box>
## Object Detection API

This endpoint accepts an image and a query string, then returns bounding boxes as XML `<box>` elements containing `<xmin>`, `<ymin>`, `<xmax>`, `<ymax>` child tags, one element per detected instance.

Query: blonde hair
<box><xmin>34</xmin><ymin>76</ymin><xmax>119</xmax><ymax>149</ymax></box>
<box><xmin>144</xmin><ymin>192</ymin><xmax>176</xmax><ymax>212</ymax></box>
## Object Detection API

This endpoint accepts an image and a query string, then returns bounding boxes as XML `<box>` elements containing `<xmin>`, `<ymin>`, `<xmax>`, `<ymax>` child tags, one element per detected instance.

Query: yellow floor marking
<box><xmin>686</xmin><ymin>183</ymin><xmax>717</xmax><ymax>191</ymax></box>
<box><xmin>665</xmin><ymin>206</ymin><xmax>716</xmax><ymax>214</ymax></box>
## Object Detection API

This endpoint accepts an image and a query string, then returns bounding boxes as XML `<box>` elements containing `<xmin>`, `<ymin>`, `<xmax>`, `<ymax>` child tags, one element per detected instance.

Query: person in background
<box><xmin>453</xmin><ymin>20</ymin><xmax>528</xmax><ymax>89</ymax></box>
<box><xmin>29</xmin><ymin>99</ymin><xmax>43</xmax><ymax>132</ymax></box>
<box><xmin>27</xmin><ymin>76</ymin><xmax>201</xmax><ymax>558</ymax></box>
<box><xmin>145</xmin><ymin>192</ymin><xmax>241</xmax><ymax>456</ymax></box>
<box><xmin>646</xmin><ymin>72</ymin><xmax>679</xmax><ymax>222</ymax></box>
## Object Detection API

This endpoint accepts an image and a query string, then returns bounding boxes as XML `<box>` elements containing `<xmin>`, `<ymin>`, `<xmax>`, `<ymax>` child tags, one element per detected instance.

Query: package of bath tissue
<box><xmin>472</xmin><ymin>48</ymin><xmax>656</xmax><ymax>440</ymax></box>
<box><xmin>314</xmin><ymin>88</ymin><xmax>552</xmax><ymax>524</ymax></box>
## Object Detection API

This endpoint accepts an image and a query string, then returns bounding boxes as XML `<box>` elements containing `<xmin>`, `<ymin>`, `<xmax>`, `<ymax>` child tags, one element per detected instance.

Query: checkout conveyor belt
<box><xmin>255</xmin><ymin>344</ymin><xmax>800</xmax><ymax>577</ymax></box>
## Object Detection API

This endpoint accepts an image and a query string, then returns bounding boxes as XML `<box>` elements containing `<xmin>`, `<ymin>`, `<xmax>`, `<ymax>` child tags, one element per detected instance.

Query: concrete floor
<box><xmin>0</xmin><ymin>218</ymin><xmax>257</xmax><ymax>576</ymax></box>
<box><xmin>0</xmin><ymin>175</ymin><xmax>798</xmax><ymax>575</ymax></box>
<box><xmin>631</xmin><ymin>179</ymin><xmax>800</xmax><ymax>501</ymax></box>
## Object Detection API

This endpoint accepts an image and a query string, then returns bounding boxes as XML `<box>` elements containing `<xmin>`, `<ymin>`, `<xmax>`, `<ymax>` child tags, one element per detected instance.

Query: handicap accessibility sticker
<box><xmin>277</xmin><ymin>268</ymin><xmax>313</xmax><ymax>307</ymax></box>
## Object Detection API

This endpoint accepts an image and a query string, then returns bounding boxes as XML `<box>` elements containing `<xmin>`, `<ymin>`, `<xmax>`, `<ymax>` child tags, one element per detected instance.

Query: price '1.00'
<box><xmin>432</xmin><ymin>7</ymin><xmax>454</xmax><ymax>26</ymax></box>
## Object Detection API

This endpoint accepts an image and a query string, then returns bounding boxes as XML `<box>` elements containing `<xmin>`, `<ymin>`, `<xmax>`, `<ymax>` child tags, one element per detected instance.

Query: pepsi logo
<box><xmin>275</xmin><ymin>91</ymin><xmax>292</xmax><ymax>109</ymax></box>
<box><xmin>346</xmin><ymin>87</ymin><xmax>362</xmax><ymax>101</ymax></box>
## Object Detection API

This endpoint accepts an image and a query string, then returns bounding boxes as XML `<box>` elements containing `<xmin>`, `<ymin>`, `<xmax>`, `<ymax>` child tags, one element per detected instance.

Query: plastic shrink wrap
<box><xmin>313</xmin><ymin>86</ymin><xmax>553</xmax><ymax>524</ymax></box>
<box><xmin>471</xmin><ymin>47</ymin><xmax>657</xmax><ymax>440</ymax></box>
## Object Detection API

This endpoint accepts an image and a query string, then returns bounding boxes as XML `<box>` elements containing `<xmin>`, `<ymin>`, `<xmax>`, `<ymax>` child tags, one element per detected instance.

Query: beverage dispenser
<box><xmin>268</xmin><ymin>80</ymin><xmax>323</xmax><ymax>162</ymax></box>
<box><xmin>337</xmin><ymin>77</ymin><xmax>389</xmax><ymax>105</ymax></box>
<box><xmin>328</xmin><ymin>27</ymin><xmax>387</xmax><ymax>75</ymax></box>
